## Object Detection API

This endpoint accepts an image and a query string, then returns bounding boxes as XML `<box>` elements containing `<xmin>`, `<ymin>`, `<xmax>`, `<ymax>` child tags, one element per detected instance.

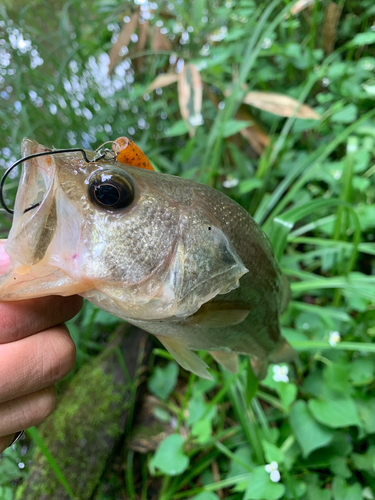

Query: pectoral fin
<box><xmin>269</xmin><ymin>339</ymin><xmax>295</xmax><ymax>363</ymax></box>
<box><xmin>187</xmin><ymin>300</ymin><xmax>250</xmax><ymax>327</ymax></box>
<box><xmin>156</xmin><ymin>336</ymin><xmax>213</xmax><ymax>380</ymax></box>
<box><xmin>209</xmin><ymin>350</ymin><xmax>239</xmax><ymax>373</ymax></box>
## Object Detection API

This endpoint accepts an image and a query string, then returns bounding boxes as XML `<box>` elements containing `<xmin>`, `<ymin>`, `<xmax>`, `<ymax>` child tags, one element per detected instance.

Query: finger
<box><xmin>0</xmin><ymin>294</ymin><xmax>83</xmax><ymax>344</ymax></box>
<box><xmin>0</xmin><ymin>325</ymin><xmax>76</xmax><ymax>404</ymax></box>
<box><xmin>0</xmin><ymin>386</ymin><xmax>56</xmax><ymax>438</ymax></box>
<box><xmin>0</xmin><ymin>239</ymin><xmax>10</xmax><ymax>275</ymax></box>
<box><xmin>0</xmin><ymin>433</ymin><xmax>18</xmax><ymax>453</ymax></box>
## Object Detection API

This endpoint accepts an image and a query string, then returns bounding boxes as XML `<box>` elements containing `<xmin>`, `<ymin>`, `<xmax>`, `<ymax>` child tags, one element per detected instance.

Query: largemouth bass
<box><xmin>0</xmin><ymin>138</ymin><xmax>293</xmax><ymax>379</ymax></box>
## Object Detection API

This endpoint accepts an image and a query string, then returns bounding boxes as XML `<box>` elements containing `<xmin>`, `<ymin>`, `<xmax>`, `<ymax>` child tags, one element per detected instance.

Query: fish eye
<box><xmin>88</xmin><ymin>171</ymin><xmax>134</xmax><ymax>210</ymax></box>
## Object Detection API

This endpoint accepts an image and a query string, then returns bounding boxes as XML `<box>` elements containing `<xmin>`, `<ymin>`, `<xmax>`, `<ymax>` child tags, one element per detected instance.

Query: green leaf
<box><xmin>262</xmin><ymin>441</ymin><xmax>285</xmax><ymax>464</ymax></box>
<box><xmin>331</xmin><ymin>104</ymin><xmax>358</xmax><ymax>124</ymax></box>
<box><xmin>277</xmin><ymin>382</ymin><xmax>297</xmax><ymax>413</ymax></box>
<box><xmin>149</xmin><ymin>434</ymin><xmax>189</xmax><ymax>476</ymax></box>
<box><xmin>238</xmin><ymin>178</ymin><xmax>263</xmax><ymax>195</ymax></box>
<box><xmin>332</xmin><ymin>477</ymin><xmax>362</xmax><ymax>500</ymax></box>
<box><xmin>147</xmin><ymin>362</ymin><xmax>179</xmax><ymax>401</ymax></box>
<box><xmin>187</xmin><ymin>393</ymin><xmax>216</xmax><ymax>425</ymax></box>
<box><xmin>0</xmin><ymin>455</ymin><xmax>22</xmax><ymax>485</ymax></box>
<box><xmin>308</xmin><ymin>396</ymin><xmax>361</xmax><ymax>429</ymax></box>
<box><xmin>226</xmin><ymin>445</ymin><xmax>255</xmax><ymax>481</ymax></box>
<box><xmin>306</xmin><ymin>485</ymin><xmax>331</xmax><ymax>500</ymax></box>
<box><xmin>191</xmin><ymin>417</ymin><xmax>212</xmax><ymax>444</ymax></box>
<box><xmin>323</xmin><ymin>363</ymin><xmax>350</xmax><ymax>394</ymax></box>
<box><xmin>244</xmin><ymin>467</ymin><xmax>285</xmax><ymax>500</ymax></box>
<box><xmin>352</xmin><ymin>445</ymin><xmax>375</xmax><ymax>472</ymax></box>
<box><xmin>329</xmin><ymin>456</ymin><xmax>351</xmax><ymax>479</ymax></box>
<box><xmin>355</xmin><ymin>399</ymin><xmax>375</xmax><ymax>434</ymax></box>
<box><xmin>0</xmin><ymin>487</ymin><xmax>13</xmax><ymax>500</ymax></box>
<box><xmin>349</xmin><ymin>358</ymin><xmax>375</xmax><ymax>386</ymax></box>
<box><xmin>165</xmin><ymin>120</ymin><xmax>189</xmax><ymax>137</ymax></box>
<box><xmin>351</xmin><ymin>31</ymin><xmax>375</xmax><ymax>46</ymax></box>
<box><xmin>222</xmin><ymin>120</ymin><xmax>252</xmax><ymax>137</ymax></box>
<box><xmin>290</xmin><ymin>401</ymin><xmax>335</xmax><ymax>458</ymax></box>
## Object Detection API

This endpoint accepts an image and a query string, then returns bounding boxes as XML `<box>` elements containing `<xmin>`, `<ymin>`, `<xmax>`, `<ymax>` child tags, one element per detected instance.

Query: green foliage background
<box><xmin>1</xmin><ymin>0</ymin><xmax>375</xmax><ymax>499</ymax></box>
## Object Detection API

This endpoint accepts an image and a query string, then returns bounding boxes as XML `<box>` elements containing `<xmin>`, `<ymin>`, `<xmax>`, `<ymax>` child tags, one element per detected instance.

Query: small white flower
<box><xmin>188</xmin><ymin>113</ymin><xmax>204</xmax><ymax>127</ymax></box>
<box><xmin>322</xmin><ymin>77</ymin><xmax>330</xmax><ymax>87</ymax></box>
<box><xmin>265</xmin><ymin>461</ymin><xmax>281</xmax><ymax>483</ymax></box>
<box><xmin>329</xmin><ymin>331</ymin><xmax>341</xmax><ymax>347</ymax></box>
<box><xmin>273</xmin><ymin>365</ymin><xmax>289</xmax><ymax>383</ymax></box>
<box><xmin>262</xmin><ymin>37</ymin><xmax>272</xmax><ymax>49</ymax></box>
<box><xmin>222</xmin><ymin>176</ymin><xmax>239</xmax><ymax>188</ymax></box>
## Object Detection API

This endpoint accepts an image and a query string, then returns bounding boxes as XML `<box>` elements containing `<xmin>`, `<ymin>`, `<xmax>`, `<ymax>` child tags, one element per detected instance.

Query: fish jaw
<box><xmin>0</xmin><ymin>139</ymin><xmax>94</xmax><ymax>300</ymax></box>
<box><xmin>0</xmin><ymin>263</ymin><xmax>93</xmax><ymax>300</ymax></box>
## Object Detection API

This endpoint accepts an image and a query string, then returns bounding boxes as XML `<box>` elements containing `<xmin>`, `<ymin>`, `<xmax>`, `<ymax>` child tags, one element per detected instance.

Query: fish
<box><xmin>0</xmin><ymin>138</ymin><xmax>294</xmax><ymax>379</ymax></box>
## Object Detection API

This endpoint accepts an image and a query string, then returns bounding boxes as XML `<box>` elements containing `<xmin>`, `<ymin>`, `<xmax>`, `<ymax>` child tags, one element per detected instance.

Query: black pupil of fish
<box><xmin>95</xmin><ymin>184</ymin><xmax>120</xmax><ymax>206</ymax></box>
<box><xmin>90</xmin><ymin>177</ymin><xmax>134</xmax><ymax>210</ymax></box>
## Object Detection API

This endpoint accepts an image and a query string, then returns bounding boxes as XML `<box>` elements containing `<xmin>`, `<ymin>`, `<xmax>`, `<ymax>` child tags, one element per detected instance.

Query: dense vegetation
<box><xmin>1</xmin><ymin>0</ymin><xmax>375</xmax><ymax>498</ymax></box>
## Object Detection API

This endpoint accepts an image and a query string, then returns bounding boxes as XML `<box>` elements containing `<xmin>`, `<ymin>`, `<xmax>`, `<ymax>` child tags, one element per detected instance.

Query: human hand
<box><xmin>0</xmin><ymin>240</ymin><xmax>83</xmax><ymax>452</ymax></box>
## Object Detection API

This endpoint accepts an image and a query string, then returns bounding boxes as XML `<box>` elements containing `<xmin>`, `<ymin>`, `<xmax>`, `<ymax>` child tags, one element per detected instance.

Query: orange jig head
<box><xmin>112</xmin><ymin>137</ymin><xmax>154</xmax><ymax>171</ymax></box>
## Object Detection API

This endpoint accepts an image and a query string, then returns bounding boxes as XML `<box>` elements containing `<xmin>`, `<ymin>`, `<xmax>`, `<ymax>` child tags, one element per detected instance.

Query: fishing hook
<box><xmin>0</xmin><ymin>147</ymin><xmax>116</xmax><ymax>215</ymax></box>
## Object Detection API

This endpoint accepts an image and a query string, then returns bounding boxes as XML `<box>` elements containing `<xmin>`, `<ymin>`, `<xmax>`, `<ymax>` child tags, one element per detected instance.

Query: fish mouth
<box><xmin>5</xmin><ymin>138</ymin><xmax>58</xmax><ymax>266</ymax></box>
<box><xmin>0</xmin><ymin>139</ymin><xmax>93</xmax><ymax>300</ymax></box>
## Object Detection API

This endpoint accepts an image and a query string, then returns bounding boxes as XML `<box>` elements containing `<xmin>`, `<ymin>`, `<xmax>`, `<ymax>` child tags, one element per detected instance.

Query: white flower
<box><xmin>272</xmin><ymin>365</ymin><xmax>289</xmax><ymax>383</ymax></box>
<box><xmin>329</xmin><ymin>331</ymin><xmax>341</xmax><ymax>347</ymax></box>
<box><xmin>222</xmin><ymin>176</ymin><xmax>239</xmax><ymax>188</ymax></box>
<box><xmin>188</xmin><ymin>113</ymin><xmax>204</xmax><ymax>127</ymax></box>
<box><xmin>265</xmin><ymin>461</ymin><xmax>281</xmax><ymax>483</ymax></box>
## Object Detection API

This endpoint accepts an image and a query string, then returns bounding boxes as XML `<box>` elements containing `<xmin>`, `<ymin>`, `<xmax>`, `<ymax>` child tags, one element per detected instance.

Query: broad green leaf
<box><xmin>277</xmin><ymin>383</ymin><xmax>297</xmax><ymax>413</ymax></box>
<box><xmin>323</xmin><ymin>363</ymin><xmax>350</xmax><ymax>394</ymax></box>
<box><xmin>262</xmin><ymin>441</ymin><xmax>285</xmax><ymax>464</ymax></box>
<box><xmin>187</xmin><ymin>393</ymin><xmax>216</xmax><ymax>425</ymax></box>
<box><xmin>244</xmin><ymin>466</ymin><xmax>285</xmax><ymax>500</ymax></box>
<box><xmin>352</xmin><ymin>446</ymin><xmax>375</xmax><ymax>472</ymax></box>
<box><xmin>165</xmin><ymin>120</ymin><xmax>189</xmax><ymax>137</ymax></box>
<box><xmin>331</xmin><ymin>104</ymin><xmax>358</xmax><ymax>124</ymax></box>
<box><xmin>222</xmin><ymin>120</ymin><xmax>252</xmax><ymax>138</ymax></box>
<box><xmin>0</xmin><ymin>487</ymin><xmax>13</xmax><ymax>500</ymax></box>
<box><xmin>355</xmin><ymin>399</ymin><xmax>375</xmax><ymax>434</ymax></box>
<box><xmin>332</xmin><ymin>477</ymin><xmax>362</xmax><ymax>500</ymax></box>
<box><xmin>226</xmin><ymin>445</ymin><xmax>255</xmax><ymax>481</ymax></box>
<box><xmin>306</xmin><ymin>485</ymin><xmax>331</xmax><ymax>500</ymax></box>
<box><xmin>351</xmin><ymin>31</ymin><xmax>375</xmax><ymax>46</ymax></box>
<box><xmin>329</xmin><ymin>456</ymin><xmax>351</xmax><ymax>479</ymax></box>
<box><xmin>147</xmin><ymin>361</ymin><xmax>179</xmax><ymax>401</ymax></box>
<box><xmin>0</xmin><ymin>455</ymin><xmax>23</xmax><ymax>485</ymax></box>
<box><xmin>309</xmin><ymin>396</ymin><xmax>361</xmax><ymax>429</ymax></box>
<box><xmin>349</xmin><ymin>358</ymin><xmax>375</xmax><ymax>386</ymax></box>
<box><xmin>290</xmin><ymin>401</ymin><xmax>334</xmax><ymax>457</ymax></box>
<box><xmin>149</xmin><ymin>434</ymin><xmax>189</xmax><ymax>476</ymax></box>
<box><xmin>191</xmin><ymin>417</ymin><xmax>212</xmax><ymax>444</ymax></box>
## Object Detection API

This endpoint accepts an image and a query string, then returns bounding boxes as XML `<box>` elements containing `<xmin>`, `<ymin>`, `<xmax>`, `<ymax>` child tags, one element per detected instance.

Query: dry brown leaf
<box><xmin>134</xmin><ymin>21</ymin><xmax>149</xmax><ymax>73</ymax></box>
<box><xmin>323</xmin><ymin>2</ymin><xmax>342</xmax><ymax>54</ymax></box>
<box><xmin>243</xmin><ymin>91</ymin><xmax>320</xmax><ymax>120</ymax></box>
<box><xmin>108</xmin><ymin>12</ymin><xmax>139</xmax><ymax>74</ymax></box>
<box><xmin>148</xmin><ymin>73</ymin><xmax>179</xmax><ymax>92</ymax></box>
<box><xmin>289</xmin><ymin>0</ymin><xmax>318</xmax><ymax>16</ymax></box>
<box><xmin>178</xmin><ymin>63</ymin><xmax>203</xmax><ymax>137</ymax></box>
<box><xmin>152</xmin><ymin>26</ymin><xmax>172</xmax><ymax>51</ymax></box>
<box><xmin>237</xmin><ymin>107</ymin><xmax>270</xmax><ymax>155</ymax></box>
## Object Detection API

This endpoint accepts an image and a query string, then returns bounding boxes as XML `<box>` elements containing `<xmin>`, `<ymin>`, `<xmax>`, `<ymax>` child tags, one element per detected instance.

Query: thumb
<box><xmin>0</xmin><ymin>240</ymin><xmax>10</xmax><ymax>275</ymax></box>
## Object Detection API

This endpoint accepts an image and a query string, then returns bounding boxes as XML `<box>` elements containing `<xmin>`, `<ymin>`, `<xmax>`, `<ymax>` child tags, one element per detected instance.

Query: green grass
<box><xmin>1</xmin><ymin>1</ymin><xmax>375</xmax><ymax>499</ymax></box>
